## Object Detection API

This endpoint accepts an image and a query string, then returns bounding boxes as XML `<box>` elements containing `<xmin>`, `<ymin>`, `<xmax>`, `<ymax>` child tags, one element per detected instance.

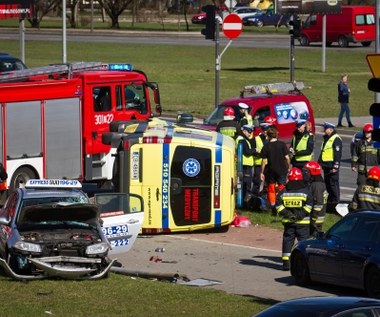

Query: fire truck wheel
<box><xmin>9</xmin><ymin>166</ymin><xmax>37</xmax><ymax>193</ymax></box>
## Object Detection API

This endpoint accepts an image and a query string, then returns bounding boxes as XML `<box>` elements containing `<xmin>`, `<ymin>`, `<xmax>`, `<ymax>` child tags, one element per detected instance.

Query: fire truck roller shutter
<box><xmin>45</xmin><ymin>98</ymin><xmax>82</xmax><ymax>179</ymax></box>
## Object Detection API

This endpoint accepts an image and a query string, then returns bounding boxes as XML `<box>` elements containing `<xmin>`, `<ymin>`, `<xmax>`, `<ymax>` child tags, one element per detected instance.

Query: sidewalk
<box><xmin>315</xmin><ymin>116</ymin><xmax>371</xmax><ymax>136</ymax></box>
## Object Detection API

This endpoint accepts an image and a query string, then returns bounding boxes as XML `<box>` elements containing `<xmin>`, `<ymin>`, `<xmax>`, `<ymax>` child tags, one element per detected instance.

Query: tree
<box><xmin>27</xmin><ymin>0</ymin><xmax>58</xmax><ymax>28</ymax></box>
<box><xmin>98</xmin><ymin>0</ymin><xmax>133</xmax><ymax>29</ymax></box>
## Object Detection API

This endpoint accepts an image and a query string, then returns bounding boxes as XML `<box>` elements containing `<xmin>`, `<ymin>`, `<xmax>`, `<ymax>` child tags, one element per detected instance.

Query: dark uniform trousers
<box><xmin>323</xmin><ymin>168</ymin><xmax>340</xmax><ymax>204</ymax></box>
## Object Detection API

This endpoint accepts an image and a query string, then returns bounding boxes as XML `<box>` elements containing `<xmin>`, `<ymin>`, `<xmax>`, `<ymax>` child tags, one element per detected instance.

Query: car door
<box><xmin>95</xmin><ymin>193</ymin><xmax>144</xmax><ymax>255</ymax></box>
<box><xmin>340</xmin><ymin>215</ymin><xmax>380</xmax><ymax>288</ymax></box>
<box><xmin>310</xmin><ymin>215</ymin><xmax>359</xmax><ymax>284</ymax></box>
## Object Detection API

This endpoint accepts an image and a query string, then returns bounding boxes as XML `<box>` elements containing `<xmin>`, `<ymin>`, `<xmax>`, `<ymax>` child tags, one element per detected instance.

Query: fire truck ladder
<box><xmin>0</xmin><ymin>62</ymin><xmax>106</xmax><ymax>83</ymax></box>
<box><xmin>241</xmin><ymin>81</ymin><xmax>305</xmax><ymax>97</ymax></box>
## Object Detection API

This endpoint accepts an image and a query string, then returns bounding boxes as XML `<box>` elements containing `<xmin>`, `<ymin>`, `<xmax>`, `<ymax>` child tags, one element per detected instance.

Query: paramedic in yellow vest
<box><xmin>289</xmin><ymin>119</ymin><xmax>314</xmax><ymax>170</ymax></box>
<box><xmin>238</xmin><ymin>103</ymin><xmax>253</xmax><ymax>127</ymax></box>
<box><xmin>236</xmin><ymin>125</ymin><xmax>255</xmax><ymax>207</ymax></box>
<box><xmin>318</xmin><ymin>122</ymin><xmax>343</xmax><ymax>209</ymax></box>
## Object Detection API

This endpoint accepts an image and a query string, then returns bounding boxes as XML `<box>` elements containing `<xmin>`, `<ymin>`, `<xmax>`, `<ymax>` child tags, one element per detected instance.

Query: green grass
<box><xmin>0</xmin><ymin>31</ymin><xmax>373</xmax><ymax>119</ymax></box>
<box><xmin>0</xmin><ymin>274</ymin><xmax>272</xmax><ymax>317</ymax></box>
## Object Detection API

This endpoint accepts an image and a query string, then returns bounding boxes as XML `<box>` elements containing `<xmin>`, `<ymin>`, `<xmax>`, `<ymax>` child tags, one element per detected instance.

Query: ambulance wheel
<box><xmin>338</xmin><ymin>36</ymin><xmax>348</xmax><ymax>48</ymax></box>
<box><xmin>299</xmin><ymin>35</ymin><xmax>309</xmax><ymax>46</ymax></box>
<box><xmin>9</xmin><ymin>167</ymin><xmax>37</xmax><ymax>193</ymax></box>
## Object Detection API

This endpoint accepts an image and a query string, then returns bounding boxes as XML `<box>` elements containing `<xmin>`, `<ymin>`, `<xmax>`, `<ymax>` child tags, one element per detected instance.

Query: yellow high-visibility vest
<box><xmin>292</xmin><ymin>134</ymin><xmax>312</xmax><ymax>162</ymax></box>
<box><xmin>321</xmin><ymin>134</ymin><xmax>341</xmax><ymax>162</ymax></box>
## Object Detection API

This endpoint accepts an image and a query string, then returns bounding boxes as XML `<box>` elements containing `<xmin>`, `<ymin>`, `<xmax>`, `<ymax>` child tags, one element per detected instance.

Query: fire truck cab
<box><xmin>0</xmin><ymin>63</ymin><xmax>162</xmax><ymax>192</ymax></box>
<box><xmin>102</xmin><ymin>118</ymin><xmax>236</xmax><ymax>234</ymax></box>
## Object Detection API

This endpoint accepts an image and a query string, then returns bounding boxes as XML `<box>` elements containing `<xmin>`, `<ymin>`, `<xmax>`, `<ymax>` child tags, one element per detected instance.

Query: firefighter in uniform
<box><xmin>235</xmin><ymin>125</ymin><xmax>255</xmax><ymax>207</ymax></box>
<box><xmin>289</xmin><ymin>119</ymin><xmax>314</xmax><ymax>170</ymax></box>
<box><xmin>304</xmin><ymin>161</ymin><xmax>327</xmax><ymax>236</ymax></box>
<box><xmin>350</xmin><ymin>166</ymin><xmax>380</xmax><ymax>212</ymax></box>
<box><xmin>275</xmin><ymin>167</ymin><xmax>312</xmax><ymax>271</ymax></box>
<box><xmin>238</xmin><ymin>102</ymin><xmax>253</xmax><ymax>127</ymax></box>
<box><xmin>351</xmin><ymin>123</ymin><xmax>380</xmax><ymax>186</ymax></box>
<box><xmin>318</xmin><ymin>122</ymin><xmax>342</xmax><ymax>211</ymax></box>
<box><xmin>216</xmin><ymin>107</ymin><xmax>240</xmax><ymax>140</ymax></box>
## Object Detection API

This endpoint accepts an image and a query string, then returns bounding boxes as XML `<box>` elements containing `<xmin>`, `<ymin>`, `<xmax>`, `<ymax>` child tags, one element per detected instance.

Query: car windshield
<box><xmin>20</xmin><ymin>195</ymin><xmax>89</xmax><ymax>209</ymax></box>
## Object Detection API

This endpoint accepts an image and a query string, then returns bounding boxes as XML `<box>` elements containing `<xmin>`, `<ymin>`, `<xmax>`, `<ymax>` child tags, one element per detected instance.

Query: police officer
<box><xmin>304</xmin><ymin>161</ymin><xmax>327</xmax><ymax>236</ymax></box>
<box><xmin>350</xmin><ymin>166</ymin><xmax>380</xmax><ymax>212</ymax></box>
<box><xmin>275</xmin><ymin>167</ymin><xmax>312</xmax><ymax>271</ymax></box>
<box><xmin>289</xmin><ymin>119</ymin><xmax>314</xmax><ymax>170</ymax></box>
<box><xmin>352</xmin><ymin>123</ymin><xmax>380</xmax><ymax>186</ymax></box>
<box><xmin>318</xmin><ymin>122</ymin><xmax>342</xmax><ymax>211</ymax></box>
<box><xmin>238</xmin><ymin>103</ymin><xmax>253</xmax><ymax>127</ymax></box>
<box><xmin>216</xmin><ymin>107</ymin><xmax>240</xmax><ymax>139</ymax></box>
<box><xmin>236</xmin><ymin>124</ymin><xmax>255</xmax><ymax>206</ymax></box>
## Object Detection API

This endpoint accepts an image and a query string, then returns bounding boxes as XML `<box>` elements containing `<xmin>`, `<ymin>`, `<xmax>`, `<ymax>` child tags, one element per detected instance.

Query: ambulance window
<box><xmin>124</xmin><ymin>84</ymin><xmax>147</xmax><ymax>114</ymax></box>
<box><xmin>116</xmin><ymin>85</ymin><xmax>123</xmax><ymax>111</ymax></box>
<box><xmin>93</xmin><ymin>86</ymin><xmax>111</xmax><ymax>112</ymax></box>
<box><xmin>170</xmin><ymin>146</ymin><xmax>212</xmax><ymax>226</ymax></box>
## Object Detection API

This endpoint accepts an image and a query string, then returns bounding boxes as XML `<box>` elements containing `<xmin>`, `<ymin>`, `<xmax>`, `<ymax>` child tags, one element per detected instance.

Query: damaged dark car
<box><xmin>0</xmin><ymin>202</ymin><xmax>115</xmax><ymax>280</ymax></box>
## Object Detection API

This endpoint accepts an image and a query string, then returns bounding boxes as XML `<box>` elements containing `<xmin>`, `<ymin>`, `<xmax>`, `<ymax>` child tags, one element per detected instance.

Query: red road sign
<box><xmin>222</xmin><ymin>14</ymin><xmax>243</xmax><ymax>40</ymax></box>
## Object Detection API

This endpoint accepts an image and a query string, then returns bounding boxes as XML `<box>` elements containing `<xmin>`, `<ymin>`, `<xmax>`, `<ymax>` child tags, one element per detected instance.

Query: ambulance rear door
<box><xmin>95</xmin><ymin>192</ymin><xmax>144</xmax><ymax>255</ymax></box>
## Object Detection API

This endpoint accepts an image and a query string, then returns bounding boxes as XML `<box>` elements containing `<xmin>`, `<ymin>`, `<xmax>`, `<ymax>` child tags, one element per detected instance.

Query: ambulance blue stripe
<box><xmin>215</xmin><ymin>210</ymin><xmax>221</xmax><ymax>226</ymax></box>
<box><xmin>162</xmin><ymin>143</ymin><xmax>170</xmax><ymax>229</ymax></box>
<box><xmin>215</xmin><ymin>133</ymin><xmax>223</xmax><ymax>163</ymax></box>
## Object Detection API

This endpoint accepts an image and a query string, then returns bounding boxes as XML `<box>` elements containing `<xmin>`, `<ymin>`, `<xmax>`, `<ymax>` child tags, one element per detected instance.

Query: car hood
<box><xmin>18</xmin><ymin>203</ymin><xmax>100</xmax><ymax>226</ymax></box>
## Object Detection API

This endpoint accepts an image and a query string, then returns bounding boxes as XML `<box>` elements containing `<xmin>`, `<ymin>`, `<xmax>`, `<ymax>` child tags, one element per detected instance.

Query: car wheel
<box><xmin>256</xmin><ymin>20</ymin><xmax>264</xmax><ymax>27</ymax></box>
<box><xmin>338</xmin><ymin>36</ymin><xmax>348</xmax><ymax>48</ymax></box>
<box><xmin>291</xmin><ymin>251</ymin><xmax>310</xmax><ymax>286</ymax></box>
<box><xmin>362</xmin><ymin>41</ymin><xmax>372</xmax><ymax>47</ymax></box>
<box><xmin>365</xmin><ymin>266</ymin><xmax>380</xmax><ymax>299</ymax></box>
<box><xmin>299</xmin><ymin>35</ymin><xmax>309</xmax><ymax>46</ymax></box>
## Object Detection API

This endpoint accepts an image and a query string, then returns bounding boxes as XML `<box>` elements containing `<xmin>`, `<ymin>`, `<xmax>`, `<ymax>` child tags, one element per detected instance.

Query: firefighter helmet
<box><xmin>304</xmin><ymin>161</ymin><xmax>321</xmax><ymax>176</ymax></box>
<box><xmin>363</xmin><ymin>123</ymin><xmax>374</xmax><ymax>133</ymax></box>
<box><xmin>288</xmin><ymin>167</ymin><xmax>303</xmax><ymax>181</ymax></box>
<box><xmin>368</xmin><ymin>166</ymin><xmax>380</xmax><ymax>181</ymax></box>
<box><xmin>223</xmin><ymin>107</ymin><xmax>235</xmax><ymax>120</ymax></box>
<box><xmin>264</xmin><ymin>116</ymin><xmax>276</xmax><ymax>125</ymax></box>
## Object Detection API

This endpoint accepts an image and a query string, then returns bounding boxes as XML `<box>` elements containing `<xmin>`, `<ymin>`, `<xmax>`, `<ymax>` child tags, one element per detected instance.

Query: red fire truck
<box><xmin>0</xmin><ymin>62</ymin><xmax>162</xmax><ymax>191</ymax></box>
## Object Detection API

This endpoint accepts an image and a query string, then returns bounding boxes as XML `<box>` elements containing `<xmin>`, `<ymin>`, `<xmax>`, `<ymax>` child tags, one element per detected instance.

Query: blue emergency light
<box><xmin>108</xmin><ymin>63</ymin><xmax>133</xmax><ymax>71</ymax></box>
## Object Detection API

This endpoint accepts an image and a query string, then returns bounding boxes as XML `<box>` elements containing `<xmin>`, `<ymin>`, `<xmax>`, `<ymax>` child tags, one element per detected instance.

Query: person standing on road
<box><xmin>260</xmin><ymin>127</ymin><xmax>290</xmax><ymax>212</ymax></box>
<box><xmin>216</xmin><ymin>107</ymin><xmax>240</xmax><ymax>139</ymax></box>
<box><xmin>351</xmin><ymin>123</ymin><xmax>380</xmax><ymax>186</ymax></box>
<box><xmin>238</xmin><ymin>102</ymin><xmax>253</xmax><ymax>127</ymax></box>
<box><xmin>236</xmin><ymin>124</ymin><xmax>255</xmax><ymax>207</ymax></box>
<box><xmin>337</xmin><ymin>73</ymin><xmax>354</xmax><ymax>128</ymax></box>
<box><xmin>289</xmin><ymin>119</ymin><xmax>314</xmax><ymax>170</ymax></box>
<box><xmin>318</xmin><ymin>122</ymin><xmax>343</xmax><ymax>212</ymax></box>
<box><xmin>275</xmin><ymin>167</ymin><xmax>312</xmax><ymax>271</ymax></box>
<box><xmin>349</xmin><ymin>166</ymin><xmax>380</xmax><ymax>212</ymax></box>
<box><xmin>304</xmin><ymin>161</ymin><xmax>327</xmax><ymax>236</ymax></box>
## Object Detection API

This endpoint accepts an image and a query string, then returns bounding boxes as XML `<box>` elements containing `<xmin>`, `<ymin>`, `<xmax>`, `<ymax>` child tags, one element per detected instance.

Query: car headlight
<box><xmin>14</xmin><ymin>241</ymin><xmax>42</xmax><ymax>253</ymax></box>
<box><xmin>86</xmin><ymin>242</ymin><xmax>109</xmax><ymax>256</ymax></box>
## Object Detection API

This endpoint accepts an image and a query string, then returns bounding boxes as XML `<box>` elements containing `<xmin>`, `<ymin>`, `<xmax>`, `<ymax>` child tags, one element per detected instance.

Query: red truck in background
<box><xmin>178</xmin><ymin>82</ymin><xmax>315</xmax><ymax>144</ymax></box>
<box><xmin>299</xmin><ymin>5</ymin><xmax>375</xmax><ymax>47</ymax></box>
<box><xmin>0</xmin><ymin>62</ymin><xmax>162</xmax><ymax>191</ymax></box>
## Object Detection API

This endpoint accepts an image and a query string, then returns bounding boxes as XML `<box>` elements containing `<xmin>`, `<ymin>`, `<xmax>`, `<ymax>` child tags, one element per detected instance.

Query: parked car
<box><xmin>291</xmin><ymin>211</ymin><xmax>380</xmax><ymax>298</ymax></box>
<box><xmin>253</xmin><ymin>296</ymin><xmax>380</xmax><ymax>317</ymax></box>
<box><xmin>243</xmin><ymin>11</ymin><xmax>291</xmax><ymax>27</ymax></box>
<box><xmin>0</xmin><ymin>179</ymin><xmax>144</xmax><ymax>280</ymax></box>
<box><xmin>191</xmin><ymin>12</ymin><xmax>223</xmax><ymax>24</ymax></box>
<box><xmin>0</xmin><ymin>54</ymin><xmax>27</xmax><ymax>72</ymax></box>
<box><xmin>233</xmin><ymin>6</ymin><xmax>262</xmax><ymax>19</ymax></box>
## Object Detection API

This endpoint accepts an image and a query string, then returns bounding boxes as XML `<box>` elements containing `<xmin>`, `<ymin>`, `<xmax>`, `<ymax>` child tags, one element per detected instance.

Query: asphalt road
<box><xmin>113</xmin><ymin>232</ymin><xmax>365</xmax><ymax>301</ymax></box>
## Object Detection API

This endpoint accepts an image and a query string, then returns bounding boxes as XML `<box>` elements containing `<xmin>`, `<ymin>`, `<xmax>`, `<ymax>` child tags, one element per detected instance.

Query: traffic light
<box><xmin>368</xmin><ymin>77</ymin><xmax>380</xmax><ymax>142</ymax></box>
<box><xmin>201</xmin><ymin>5</ymin><xmax>216</xmax><ymax>40</ymax></box>
<box><xmin>289</xmin><ymin>16</ymin><xmax>301</xmax><ymax>38</ymax></box>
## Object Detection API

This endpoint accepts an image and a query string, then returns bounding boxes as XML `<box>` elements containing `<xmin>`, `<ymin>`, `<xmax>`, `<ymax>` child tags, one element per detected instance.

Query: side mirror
<box><xmin>0</xmin><ymin>216</ymin><xmax>10</xmax><ymax>226</ymax></box>
<box><xmin>177</xmin><ymin>112</ymin><xmax>194</xmax><ymax>123</ymax></box>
